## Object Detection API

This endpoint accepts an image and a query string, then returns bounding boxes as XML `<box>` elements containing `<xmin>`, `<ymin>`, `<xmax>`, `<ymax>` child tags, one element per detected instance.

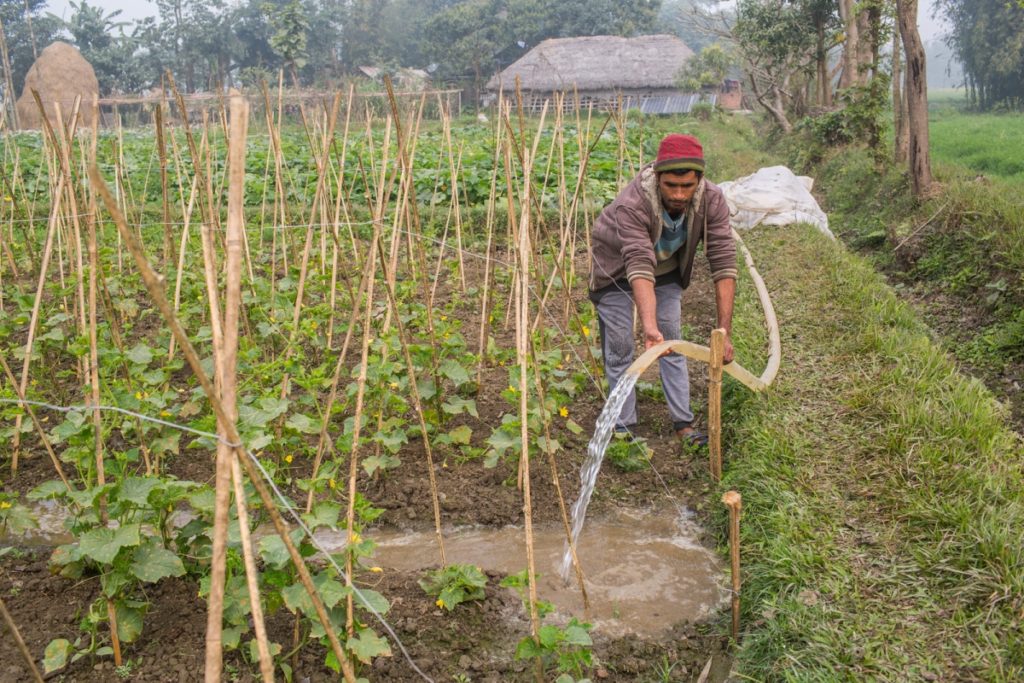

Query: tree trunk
<box><xmin>816</xmin><ymin>19</ymin><xmax>832</xmax><ymax>108</ymax></box>
<box><xmin>838</xmin><ymin>0</ymin><xmax>860</xmax><ymax>88</ymax></box>
<box><xmin>748</xmin><ymin>72</ymin><xmax>792</xmax><ymax>133</ymax></box>
<box><xmin>893</xmin><ymin>27</ymin><xmax>908</xmax><ymax>164</ymax></box>
<box><xmin>897</xmin><ymin>0</ymin><xmax>932</xmax><ymax>197</ymax></box>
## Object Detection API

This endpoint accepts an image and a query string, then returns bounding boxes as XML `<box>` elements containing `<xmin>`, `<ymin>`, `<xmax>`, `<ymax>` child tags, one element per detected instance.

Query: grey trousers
<box><xmin>594</xmin><ymin>281</ymin><xmax>693</xmax><ymax>431</ymax></box>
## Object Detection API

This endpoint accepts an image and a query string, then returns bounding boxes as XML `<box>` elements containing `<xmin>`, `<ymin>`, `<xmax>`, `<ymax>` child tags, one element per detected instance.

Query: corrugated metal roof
<box><xmin>635</xmin><ymin>94</ymin><xmax>717</xmax><ymax>115</ymax></box>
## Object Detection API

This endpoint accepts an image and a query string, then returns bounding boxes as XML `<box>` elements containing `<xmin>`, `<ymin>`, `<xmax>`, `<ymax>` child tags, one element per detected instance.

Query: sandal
<box><xmin>676</xmin><ymin>428</ymin><xmax>708</xmax><ymax>447</ymax></box>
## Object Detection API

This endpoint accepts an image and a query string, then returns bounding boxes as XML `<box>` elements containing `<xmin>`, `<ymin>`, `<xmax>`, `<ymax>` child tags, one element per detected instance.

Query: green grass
<box><xmin>929</xmin><ymin>107</ymin><xmax>1024</xmax><ymax>182</ymax></box>
<box><xmin>719</xmin><ymin>224</ymin><xmax>1024</xmax><ymax>681</ymax></box>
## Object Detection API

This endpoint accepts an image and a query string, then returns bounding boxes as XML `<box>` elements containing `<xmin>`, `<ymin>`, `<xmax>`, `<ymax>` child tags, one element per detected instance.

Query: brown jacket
<box><xmin>589</xmin><ymin>164</ymin><xmax>737</xmax><ymax>292</ymax></box>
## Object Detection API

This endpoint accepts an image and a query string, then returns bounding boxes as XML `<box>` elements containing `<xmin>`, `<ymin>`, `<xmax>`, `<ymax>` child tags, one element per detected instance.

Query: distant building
<box><xmin>485</xmin><ymin>34</ymin><xmax>740</xmax><ymax>114</ymax></box>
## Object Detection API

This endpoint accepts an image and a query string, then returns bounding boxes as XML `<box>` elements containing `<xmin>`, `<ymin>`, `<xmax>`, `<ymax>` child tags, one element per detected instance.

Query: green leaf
<box><xmin>130</xmin><ymin>540</ymin><xmax>185</xmax><ymax>582</ymax></box>
<box><xmin>248</xmin><ymin>638</ymin><xmax>282</xmax><ymax>663</ymax></box>
<box><xmin>302</xmin><ymin>501</ymin><xmax>342</xmax><ymax>532</ymax></box>
<box><xmin>115</xmin><ymin>602</ymin><xmax>144</xmax><ymax>643</ymax></box>
<box><xmin>39</xmin><ymin>327</ymin><xmax>65</xmax><ymax>342</ymax></box>
<box><xmin>281</xmin><ymin>581</ymin><xmax>313</xmax><ymax>616</ymax></box>
<box><xmin>117</xmin><ymin>477</ymin><xmax>160</xmax><ymax>507</ymax></box>
<box><xmin>222</xmin><ymin>625</ymin><xmax>244</xmax><ymax>650</ymax></box>
<box><xmin>347</xmin><ymin>628</ymin><xmax>392</xmax><ymax>664</ymax></box>
<box><xmin>447</xmin><ymin>425</ymin><xmax>473</xmax><ymax>445</ymax></box>
<box><xmin>565</xmin><ymin>626</ymin><xmax>598</xmax><ymax>647</ymax></box>
<box><xmin>258</xmin><ymin>534</ymin><xmax>290</xmax><ymax>569</ymax></box>
<box><xmin>126</xmin><ymin>343</ymin><xmax>154</xmax><ymax>365</ymax></box>
<box><xmin>514</xmin><ymin>634</ymin><xmax>543</xmax><ymax>660</ymax></box>
<box><xmin>0</xmin><ymin>502</ymin><xmax>37</xmax><ymax>534</ymax></box>
<box><xmin>565</xmin><ymin>418</ymin><xmax>584</xmax><ymax>435</ymax></box>
<box><xmin>27</xmin><ymin>480</ymin><xmax>68</xmax><ymax>500</ymax></box>
<box><xmin>314</xmin><ymin>573</ymin><xmax>348</xmax><ymax>610</ymax></box>
<box><xmin>439</xmin><ymin>359</ymin><xmax>470</xmax><ymax>386</ymax></box>
<box><xmin>285</xmin><ymin>412</ymin><xmax>320</xmax><ymax>434</ymax></box>
<box><xmin>538</xmin><ymin>624</ymin><xmax>561</xmax><ymax>648</ymax></box>
<box><xmin>78</xmin><ymin>524</ymin><xmax>141</xmax><ymax>564</ymax></box>
<box><xmin>101</xmin><ymin>567</ymin><xmax>133</xmax><ymax>598</ymax></box>
<box><xmin>442</xmin><ymin>396</ymin><xmax>478</xmax><ymax>417</ymax></box>
<box><xmin>353</xmin><ymin>587</ymin><xmax>389</xmax><ymax>615</ymax></box>
<box><xmin>43</xmin><ymin>639</ymin><xmax>72</xmax><ymax>673</ymax></box>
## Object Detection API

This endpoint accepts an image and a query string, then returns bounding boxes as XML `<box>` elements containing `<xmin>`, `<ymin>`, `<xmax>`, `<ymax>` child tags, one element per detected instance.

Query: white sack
<box><xmin>719</xmin><ymin>165</ymin><xmax>833</xmax><ymax>239</ymax></box>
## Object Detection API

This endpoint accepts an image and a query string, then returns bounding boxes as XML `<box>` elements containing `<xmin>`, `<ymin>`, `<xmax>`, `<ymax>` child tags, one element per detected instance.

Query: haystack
<box><xmin>16</xmin><ymin>41</ymin><xmax>99</xmax><ymax>131</ymax></box>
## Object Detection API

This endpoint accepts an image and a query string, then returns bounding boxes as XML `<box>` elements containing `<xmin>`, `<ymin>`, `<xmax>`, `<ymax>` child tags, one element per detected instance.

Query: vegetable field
<box><xmin>0</xmin><ymin>91</ymin><xmax>752</xmax><ymax>682</ymax></box>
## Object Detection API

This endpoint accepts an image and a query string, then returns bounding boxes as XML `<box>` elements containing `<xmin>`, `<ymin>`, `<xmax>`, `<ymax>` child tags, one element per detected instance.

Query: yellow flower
<box><xmin>559</xmin><ymin>406</ymin><xmax>568</xmax><ymax>418</ymax></box>
<box><xmin>369</xmin><ymin>566</ymin><xmax>383</xmax><ymax>573</ymax></box>
<box><xmin>508</xmin><ymin>385</ymin><xmax>516</xmax><ymax>393</ymax></box>
<box><xmin>160</xmin><ymin>410</ymin><xmax>172</xmax><ymax>418</ymax></box>
<box><xmin>389</xmin><ymin>382</ymin><xmax>398</xmax><ymax>389</ymax></box>
<box><xmin>135</xmin><ymin>391</ymin><xmax>143</xmax><ymax>400</ymax></box>
<box><xmin>0</xmin><ymin>501</ymin><xmax>11</xmax><ymax>510</ymax></box>
<box><xmin>328</xmin><ymin>478</ymin><xmax>336</xmax><ymax>489</ymax></box>
<box><xmin>440</xmin><ymin>315</ymin><xmax>448</xmax><ymax>321</ymax></box>
<box><xmin>435</xmin><ymin>598</ymin><xmax>445</xmax><ymax>608</ymax></box>
<box><xmin>581</xmin><ymin>325</ymin><xmax>591</xmax><ymax>337</ymax></box>
<box><xmin>3</xmin><ymin>196</ymin><xmax>11</xmax><ymax>202</ymax></box>
<box><xmin>350</xmin><ymin>532</ymin><xmax>362</xmax><ymax>545</ymax></box>
<box><xmin>284</xmin><ymin>454</ymin><xmax>293</xmax><ymax>463</ymax></box>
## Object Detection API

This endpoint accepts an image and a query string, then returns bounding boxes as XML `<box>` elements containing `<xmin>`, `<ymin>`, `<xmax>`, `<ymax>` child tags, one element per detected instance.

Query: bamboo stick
<box><xmin>509</xmin><ymin>98</ymin><xmax>546</xmax><ymax>681</ymax></box>
<box><xmin>222</xmin><ymin>92</ymin><xmax>274</xmax><ymax>683</ymax></box>
<box><xmin>201</xmin><ymin>219</ymin><xmax>232</xmax><ymax>683</ymax></box>
<box><xmin>89</xmin><ymin>165</ymin><xmax>359</xmax><ymax>683</ymax></box>
<box><xmin>709</xmin><ymin>328</ymin><xmax>725</xmax><ymax>480</ymax></box>
<box><xmin>155</xmin><ymin>103</ymin><xmax>172</xmax><ymax>272</ymax></box>
<box><xmin>722</xmin><ymin>491</ymin><xmax>742</xmax><ymax>641</ymax></box>
<box><xmin>0</xmin><ymin>595</ymin><xmax>43</xmax><ymax>683</ymax></box>
<box><xmin>376</xmin><ymin>241</ymin><xmax>447</xmax><ymax>566</ymax></box>
<box><xmin>10</xmin><ymin>169</ymin><xmax>64</xmax><ymax>475</ymax></box>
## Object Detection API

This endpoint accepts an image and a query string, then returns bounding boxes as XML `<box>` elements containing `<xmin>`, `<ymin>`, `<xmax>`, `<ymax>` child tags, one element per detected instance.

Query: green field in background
<box><xmin>929</xmin><ymin>93</ymin><xmax>1024</xmax><ymax>181</ymax></box>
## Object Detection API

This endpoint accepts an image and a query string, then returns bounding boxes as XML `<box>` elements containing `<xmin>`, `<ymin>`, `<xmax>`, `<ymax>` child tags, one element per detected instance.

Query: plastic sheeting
<box><xmin>719</xmin><ymin>166</ymin><xmax>833</xmax><ymax>239</ymax></box>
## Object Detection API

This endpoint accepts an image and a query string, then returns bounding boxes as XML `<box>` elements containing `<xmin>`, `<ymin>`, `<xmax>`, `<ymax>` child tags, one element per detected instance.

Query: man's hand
<box><xmin>723</xmin><ymin>335</ymin><xmax>734</xmax><ymax>364</ymax></box>
<box><xmin>644</xmin><ymin>329</ymin><xmax>665</xmax><ymax>351</ymax></box>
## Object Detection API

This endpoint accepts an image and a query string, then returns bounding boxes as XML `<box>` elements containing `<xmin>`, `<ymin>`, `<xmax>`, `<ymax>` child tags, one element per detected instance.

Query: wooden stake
<box><xmin>722</xmin><ymin>490</ymin><xmax>742</xmax><ymax>642</ymax></box>
<box><xmin>0</xmin><ymin>595</ymin><xmax>44</xmax><ymax>683</ymax></box>
<box><xmin>709</xmin><ymin>328</ymin><xmax>725</xmax><ymax>480</ymax></box>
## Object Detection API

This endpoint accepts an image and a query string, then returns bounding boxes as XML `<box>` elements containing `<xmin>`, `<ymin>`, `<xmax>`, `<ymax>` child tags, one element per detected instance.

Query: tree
<box><xmin>59</xmin><ymin>1</ymin><xmax>147</xmax><ymax>94</ymax></box>
<box><xmin>659</xmin><ymin>0</ymin><xmax>730</xmax><ymax>55</ymax></box>
<box><xmin>139</xmin><ymin>0</ymin><xmax>236</xmax><ymax>92</ymax></box>
<box><xmin>0</xmin><ymin>0</ymin><xmax>59</xmax><ymax>97</ymax></box>
<box><xmin>675</xmin><ymin>43</ymin><xmax>735</xmax><ymax>92</ymax></box>
<box><xmin>732</xmin><ymin>0</ymin><xmax>818</xmax><ymax>131</ymax></box>
<box><xmin>896</xmin><ymin>0</ymin><xmax>931</xmax><ymax>196</ymax></box>
<box><xmin>937</xmin><ymin>0</ymin><xmax>1024</xmax><ymax>109</ymax></box>
<box><xmin>266</xmin><ymin>0</ymin><xmax>308</xmax><ymax>85</ymax></box>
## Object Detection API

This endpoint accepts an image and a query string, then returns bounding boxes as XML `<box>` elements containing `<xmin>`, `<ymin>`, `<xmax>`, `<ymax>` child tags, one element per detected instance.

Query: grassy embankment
<box><xmin>700</xmin><ymin>107</ymin><xmax>1023</xmax><ymax>680</ymax></box>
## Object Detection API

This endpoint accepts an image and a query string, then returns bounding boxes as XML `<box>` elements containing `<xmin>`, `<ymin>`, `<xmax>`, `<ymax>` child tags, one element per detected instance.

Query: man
<box><xmin>589</xmin><ymin>133</ymin><xmax>736</xmax><ymax>445</ymax></box>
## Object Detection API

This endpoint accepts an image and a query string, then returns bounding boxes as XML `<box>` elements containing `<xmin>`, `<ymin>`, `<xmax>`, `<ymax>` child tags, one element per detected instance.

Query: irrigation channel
<box><xmin>0</xmin><ymin>84</ymin><xmax>778</xmax><ymax>681</ymax></box>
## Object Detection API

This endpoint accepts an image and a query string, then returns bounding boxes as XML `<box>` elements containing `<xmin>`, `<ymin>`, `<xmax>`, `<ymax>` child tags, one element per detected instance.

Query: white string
<box><xmin>0</xmin><ymin>397</ymin><xmax>435</xmax><ymax>683</ymax></box>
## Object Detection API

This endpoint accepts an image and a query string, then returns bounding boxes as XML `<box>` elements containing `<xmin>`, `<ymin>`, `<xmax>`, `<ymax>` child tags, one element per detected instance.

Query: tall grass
<box><xmin>721</xmin><ymin>224</ymin><xmax>1024</xmax><ymax>681</ymax></box>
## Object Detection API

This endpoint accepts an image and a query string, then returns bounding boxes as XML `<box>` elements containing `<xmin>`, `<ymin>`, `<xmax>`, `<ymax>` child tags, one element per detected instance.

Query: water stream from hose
<box><xmin>559</xmin><ymin>372</ymin><xmax>641</xmax><ymax>581</ymax></box>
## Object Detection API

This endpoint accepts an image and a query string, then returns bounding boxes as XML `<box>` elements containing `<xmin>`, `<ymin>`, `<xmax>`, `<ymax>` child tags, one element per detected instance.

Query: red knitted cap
<box><xmin>654</xmin><ymin>134</ymin><xmax>705</xmax><ymax>173</ymax></box>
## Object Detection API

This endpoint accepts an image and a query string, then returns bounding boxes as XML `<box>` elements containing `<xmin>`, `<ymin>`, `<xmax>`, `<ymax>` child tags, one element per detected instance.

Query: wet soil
<box><xmin>1</xmin><ymin>252</ymin><xmax>733</xmax><ymax>682</ymax></box>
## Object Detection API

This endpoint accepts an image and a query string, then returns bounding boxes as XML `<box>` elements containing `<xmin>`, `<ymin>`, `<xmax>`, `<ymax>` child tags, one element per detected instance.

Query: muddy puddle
<box><xmin>322</xmin><ymin>506</ymin><xmax>729</xmax><ymax>638</ymax></box>
<box><xmin>3</xmin><ymin>502</ymin><xmax>728</xmax><ymax>638</ymax></box>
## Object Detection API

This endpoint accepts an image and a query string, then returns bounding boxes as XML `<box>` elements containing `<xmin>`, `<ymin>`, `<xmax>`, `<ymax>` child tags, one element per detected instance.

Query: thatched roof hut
<box><xmin>487</xmin><ymin>34</ymin><xmax>694</xmax><ymax>93</ymax></box>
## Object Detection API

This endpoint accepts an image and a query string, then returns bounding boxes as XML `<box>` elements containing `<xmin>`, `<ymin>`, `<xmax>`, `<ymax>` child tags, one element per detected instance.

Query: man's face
<box><xmin>658</xmin><ymin>170</ymin><xmax>699</xmax><ymax>216</ymax></box>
